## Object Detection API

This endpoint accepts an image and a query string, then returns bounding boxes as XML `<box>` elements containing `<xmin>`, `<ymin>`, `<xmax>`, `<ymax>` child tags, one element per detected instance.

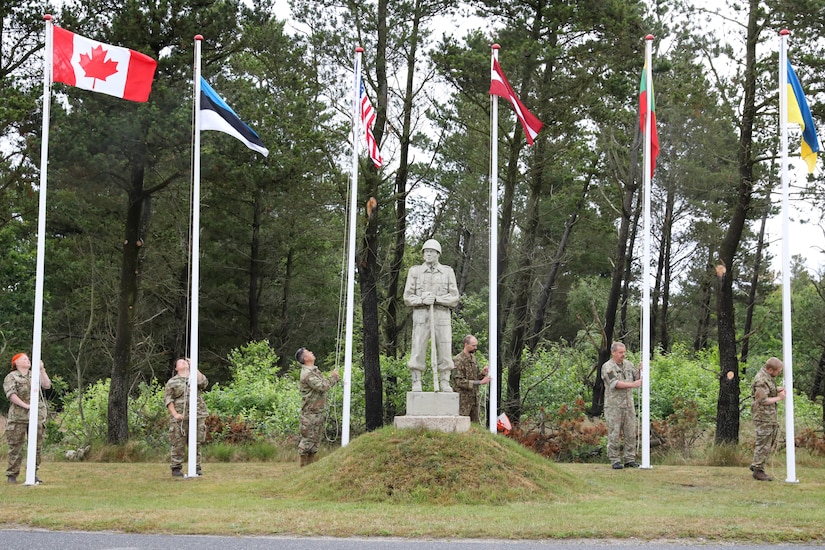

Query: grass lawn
<box><xmin>0</xmin><ymin>428</ymin><xmax>822</xmax><ymax>542</ymax></box>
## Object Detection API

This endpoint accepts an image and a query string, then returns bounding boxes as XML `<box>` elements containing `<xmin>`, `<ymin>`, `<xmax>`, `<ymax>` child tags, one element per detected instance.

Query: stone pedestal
<box><xmin>393</xmin><ymin>392</ymin><xmax>470</xmax><ymax>433</ymax></box>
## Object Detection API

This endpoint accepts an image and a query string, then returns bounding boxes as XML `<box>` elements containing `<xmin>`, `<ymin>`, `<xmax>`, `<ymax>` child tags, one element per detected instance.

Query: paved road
<box><xmin>0</xmin><ymin>530</ymin><xmax>822</xmax><ymax>550</ymax></box>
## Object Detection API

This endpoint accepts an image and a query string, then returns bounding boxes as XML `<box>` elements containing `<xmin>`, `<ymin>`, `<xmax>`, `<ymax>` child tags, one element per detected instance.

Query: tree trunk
<box><xmin>360</xmin><ymin>190</ymin><xmax>383</xmax><ymax>431</ymax></box>
<box><xmin>108</xmin><ymin>166</ymin><xmax>149</xmax><ymax>444</ymax></box>
<box><xmin>249</xmin><ymin>186</ymin><xmax>262</xmax><ymax>340</ymax></box>
<box><xmin>693</xmin><ymin>249</ymin><xmax>714</xmax><ymax>352</ymax></box>
<box><xmin>504</xmin><ymin>164</ymin><xmax>543</xmax><ymax>423</ymax></box>
<box><xmin>740</xmin><ymin>201</ymin><xmax>769</xmax><ymax>366</ymax></box>
<box><xmin>528</xmin><ymin>170</ymin><xmax>593</xmax><ymax>352</ymax></box>
<box><xmin>651</xmin><ymin>185</ymin><xmax>675</xmax><ymax>352</ymax></box>
<box><xmin>619</xmin><ymin>185</ymin><xmax>642</xmax><ymax>343</ymax></box>
<box><xmin>658</xmin><ymin>188</ymin><xmax>675</xmax><ymax>353</ymax></box>
<box><xmin>590</xmin><ymin>130</ymin><xmax>640</xmax><ymax>417</ymax></box>
<box><xmin>714</xmin><ymin>0</ymin><xmax>759</xmax><ymax>445</ymax></box>
<box><xmin>360</xmin><ymin>0</ymin><xmax>389</xmax><ymax>432</ymax></box>
<box><xmin>456</xmin><ymin>225</ymin><xmax>474</xmax><ymax>300</ymax></box>
<box><xmin>275</xmin><ymin>246</ymin><xmax>294</xmax><ymax>373</ymax></box>
<box><xmin>383</xmin><ymin>0</ymin><xmax>423</xmax><ymax>360</ymax></box>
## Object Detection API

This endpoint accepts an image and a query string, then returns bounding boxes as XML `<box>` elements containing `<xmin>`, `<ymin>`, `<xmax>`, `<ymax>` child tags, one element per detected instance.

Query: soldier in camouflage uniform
<box><xmin>4</xmin><ymin>353</ymin><xmax>51</xmax><ymax>484</ymax></box>
<box><xmin>164</xmin><ymin>358</ymin><xmax>209</xmax><ymax>478</ymax></box>
<box><xmin>601</xmin><ymin>342</ymin><xmax>642</xmax><ymax>469</ymax></box>
<box><xmin>750</xmin><ymin>357</ymin><xmax>786</xmax><ymax>481</ymax></box>
<box><xmin>297</xmin><ymin>347</ymin><xmax>339</xmax><ymax>467</ymax></box>
<box><xmin>452</xmin><ymin>335</ymin><xmax>490</xmax><ymax>423</ymax></box>
<box><xmin>403</xmin><ymin>239</ymin><xmax>460</xmax><ymax>392</ymax></box>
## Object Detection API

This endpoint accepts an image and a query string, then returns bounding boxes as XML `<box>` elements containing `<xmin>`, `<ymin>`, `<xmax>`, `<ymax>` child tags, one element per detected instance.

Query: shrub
<box><xmin>205</xmin><ymin>340</ymin><xmax>302</xmax><ymax>438</ymax></box>
<box><xmin>53</xmin><ymin>378</ymin><xmax>167</xmax><ymax>450</ymax></box>
<box><xmin>516</xmin><ymin>343</ymin><xmax>594</xmax><ymax>419</ymax></box>
<box><xmin>651</xmin><ymin>397</ymin><xmax>706</xmax><ymax>458</ymax></box>
<box><xmin>508</xmin><ymin>399</ymin><xmax>606</xmax><ymax>462</ymax></box>
<box><xmin>648</xmin><ymin>344</ymin><xmax>718</xmax><ymax>422</ymax></box>
<box><xmin>796</xmin><ymin>428</ymin><xmax>825</xmax><ymax>455</ymax></box>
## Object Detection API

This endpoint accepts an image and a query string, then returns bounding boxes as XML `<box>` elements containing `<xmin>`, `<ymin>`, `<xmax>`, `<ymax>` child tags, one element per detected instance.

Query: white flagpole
<box><xmin>778</xmin><ymin>29</ymin><xmax>798</xmax><ymax>483</ymax></box>
<box><xmin>640</xmin><ymin>34</ymin><xmax>653</xmax><ymax>469</ymax></box>
<box><xmin>187</xmin><ymin>34</ymin><xmax>205</xmax><ymax>478</ymax></box>
<box><xmin>24</xmin><ymin>14</ymin><xmax>55</xmax><ymax>486</ymax></box>
<box><xmin>341</xmin><ymin>47</ymin><xmax>362</xmax><ymax>446</ymax></box>
<box><xmin>488</xmin><ymin>44</ymin><xmax>500</xmax><ymax>434</ymax></box>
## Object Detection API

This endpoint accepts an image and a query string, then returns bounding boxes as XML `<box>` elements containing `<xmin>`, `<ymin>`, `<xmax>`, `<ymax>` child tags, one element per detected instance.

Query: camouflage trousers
<box><xmin>5</xmin><ymin>421</ymin><xmax>45</xmax><ymax>477</ymax></box>
<box><xmin>169</xmin><ymin>418</ymin><xmax>205</xmax><ymax>469</ymax></box>
<box><xmin>458</xmin><ymin>390</ymin><xmax>481</xmax><ymax>423</ymax></box>
<box><xmin>751</xmin><ymin>422</ymin><xmax>778</xmax><ymax>471</ymax></box>
<box><xmin>298</xmin><ymin>411</ymin><xmax>324</xmax><ymax>455</ymax></box>
<box><xmin>605</xmin><ymin>405</ymin><xmax>636</xmax><ymax>464</ymax></box>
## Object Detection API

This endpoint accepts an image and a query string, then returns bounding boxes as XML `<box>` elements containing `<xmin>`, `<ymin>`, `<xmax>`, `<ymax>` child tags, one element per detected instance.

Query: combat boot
<box><xmin>411</xmin><ymin>371</ymin><xmax>423</xmax><ymax>392</ymax></box>
<box><xmin>753</xmin><ymin>469</ymin><xmax>772</xmax><ymax>481</ymax></box>
<box><xmin>171</xmin><ymin>467</ymin><xmax>183</xmax><ymax>478</ymax></box>
<box><xmin>308</xmin><ymin>452</ymin><xmax>318</xmax><ymax>464</ymax></box>
<box><xmin>300</xmin><ymin>454</ymin><xmax>310</xmax><ymax>467</ymax></box>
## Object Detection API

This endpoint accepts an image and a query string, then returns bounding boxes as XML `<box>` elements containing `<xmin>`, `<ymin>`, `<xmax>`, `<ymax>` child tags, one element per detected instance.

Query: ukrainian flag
<box><xmin>787</xmin><ymin>60</ymin><xmax>820</xmax><ymax>173</ymax></box>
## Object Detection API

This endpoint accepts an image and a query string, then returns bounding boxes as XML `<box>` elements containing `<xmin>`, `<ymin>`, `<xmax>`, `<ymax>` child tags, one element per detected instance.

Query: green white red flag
<box><xmin>638</xmin><ymin>61</ymin><xmax>659</xmax><ymax>176</ymax></box>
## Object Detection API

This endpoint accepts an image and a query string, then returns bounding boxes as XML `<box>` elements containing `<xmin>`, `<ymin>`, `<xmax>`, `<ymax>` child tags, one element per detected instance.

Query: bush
<box><xmin>205</xmin><ymin>340</ymin><xmax>302</xmax><ymax>438</ymax></box>
<box><xmin>651</xmin><ymin>397</ymin><xmax>706</xmax><ymax>458</ymax></box>
<box><xmin>515</xmin><ymin>343</ymin><xmax>594</xmax><ymax>419</ymax></box>
<box><xmin>53</xmin><ymin>378</ymin><xmax>167</xmax><ymax>450</ymax></box>
<box><xmin>648</xmin><ymin>344</ymin><xmax>718</xmax><ymax>423</ymax></box>
<box><xmin>508</xmin><ymin>399</ymin><xmax>606</xmax><ymax>462</ymax></box>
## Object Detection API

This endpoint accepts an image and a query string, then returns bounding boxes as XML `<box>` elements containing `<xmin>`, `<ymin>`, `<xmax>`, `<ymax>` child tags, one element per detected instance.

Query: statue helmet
<box><xmin>421</xmin><ymin>239</ymin><xmax>442</xmax><ymax>254</ymax></box>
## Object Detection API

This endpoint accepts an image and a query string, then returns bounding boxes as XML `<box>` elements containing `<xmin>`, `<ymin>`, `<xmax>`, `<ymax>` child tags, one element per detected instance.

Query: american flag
<box><xmin>359</xmin><ymin>77</ymin><xmax>383</xmax><ymax>168</ymax></box>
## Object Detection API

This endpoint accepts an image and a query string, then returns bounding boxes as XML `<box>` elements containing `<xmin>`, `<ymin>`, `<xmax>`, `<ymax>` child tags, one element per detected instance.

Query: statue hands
<box><xmin>421</xmin><ymin>292</ymin><xmax>436</xmax><ymax>306</ymax></box>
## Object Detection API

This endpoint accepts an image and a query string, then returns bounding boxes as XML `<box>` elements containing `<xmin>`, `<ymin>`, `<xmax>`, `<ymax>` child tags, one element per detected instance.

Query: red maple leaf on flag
<box><xmin>78</xmin><ymin>45</ymin><xmax>119</xmax><ymax>89</ymax></box>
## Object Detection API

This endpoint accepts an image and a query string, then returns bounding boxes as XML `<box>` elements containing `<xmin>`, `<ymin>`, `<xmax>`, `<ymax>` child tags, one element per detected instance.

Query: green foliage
<box><xmin>648</xmin><ymin>344</ymin><xmax>719</xmax><ymax>422</ymax></box>
<box><xmin>651</xmin><ymin>397</ymin><xmax>706</xmax><ymax>460</ymax></box>
<box><xmin>379</xmin><ymin>354</ymin><xmax>410</xmax><ymax>418</ymax></box>
<box><xmin>54</xmin><ymin>378</ymin><xmax>167</xmax><ymax>449</ymax></box>
<box><xmin>204</xmin><ymin>340</ymin><xmax>301</xmax><ymax>437</ymax></box>
<box><xmin>516</xmin><ymin>342</ymin><xmax>595</xmax><ymax>419</ymax></box>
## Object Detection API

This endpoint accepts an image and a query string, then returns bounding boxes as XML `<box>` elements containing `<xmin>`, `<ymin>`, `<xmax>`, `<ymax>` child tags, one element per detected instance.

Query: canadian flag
<box><xmin>52</xmin><ymin>26</ymin><xmax>157</xmax><ymax>102</ymax></box>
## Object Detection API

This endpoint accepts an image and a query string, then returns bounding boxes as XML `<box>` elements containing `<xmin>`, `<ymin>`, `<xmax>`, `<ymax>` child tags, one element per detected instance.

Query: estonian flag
<box><xmin>200</xmin><ymin>77</ymin><xmax>269</xmax><ymax>157</ymax></box>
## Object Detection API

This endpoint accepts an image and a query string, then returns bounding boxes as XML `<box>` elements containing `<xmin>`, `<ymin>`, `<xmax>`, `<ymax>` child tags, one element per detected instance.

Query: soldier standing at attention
<box><xmin>750</xmin><ymin>357</ymin><xmax>786</xmax><ymax>481</ymax></box>
<box><xmin>452</xmin><ymin>335</ymin><xmax>490</xmax><ymax>423</ymax></box>
<box><xmin>296</xmin><ymin>347</ymin><xmax>338</xmax><ymax>467</ymax></box>
<box><xmin>601</xmin><ymin>342</ymin><xmax>642</xmax><ymax>470</ymax></box>
<box><xmin>403</xmin><ymin>239</ymin><xmax>460</xmax><ymax>392</ymax></box>
<box><xmin>164</xmin><ymin>358</ymin><xmax>209</xmax><ymax>478</ymax></box>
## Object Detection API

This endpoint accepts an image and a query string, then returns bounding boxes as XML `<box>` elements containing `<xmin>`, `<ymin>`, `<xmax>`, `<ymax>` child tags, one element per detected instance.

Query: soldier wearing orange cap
<box><xmin>4</xmin><ymin>353</ymin><xmax>51</xmax><ymax>484</ymax></box>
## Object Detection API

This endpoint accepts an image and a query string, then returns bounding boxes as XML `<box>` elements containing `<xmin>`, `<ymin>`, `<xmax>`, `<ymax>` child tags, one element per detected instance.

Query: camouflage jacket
<box><xmin>3</xmin><ymin>369</ymin><xmax>48</xmax><ymax>424</ymax></box>
<box><xmin>300</xmin><ymin>365</ymin><xmax>338</xmax><ymax>414</ymax></box>
<box><xmin>601</xmin><ymin>359</ymin><xmax>639</xmax><ymax>409</ymax></box>
<box><xmin>751</xmin><ymin>367</ymin><xmax>779</xmax><ymax>424</ymax></box>
<box><xmin>452</xmin><ymin>351</ymin><xmax>481</xmax><ymax>393</ymax></box>
<box><xmin>164</xmin><ymin>374</ymin><xmax>209</xmax><ymax>419</ymax></box>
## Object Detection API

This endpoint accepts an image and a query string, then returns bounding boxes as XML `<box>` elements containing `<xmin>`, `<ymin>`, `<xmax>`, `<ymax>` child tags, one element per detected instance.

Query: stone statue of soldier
<box><xmin>403</xmin><ymin>239</ymin><xmax>460</xmax><ymax>392</ymax></box>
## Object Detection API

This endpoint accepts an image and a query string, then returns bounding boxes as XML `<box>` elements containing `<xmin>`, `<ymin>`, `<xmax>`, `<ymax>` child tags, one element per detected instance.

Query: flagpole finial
<box><xmin>780</xmin><ymin>29</ymin><xmax>790</xmax><ymax>36</ymax></box>
<box><xmin>645</xmin><ymin>34</ymin><xmax>654</xmax><ymax>41</ymax></box>
<box><xmin>194</xmin><ymin>34</ymin><xmax>203</xmax><ymax>41</ymax></box>
<box><xmin>492</xmin><ymin>44</ymin><xmax>500</xmax><ymax>50</ymax></box>
<box><xmin>356</xmin><ymin>46</ymin><xmax>364</xmax><ymax>53</ymax></box>
<box><xmin>44</xmin><ymin>14</ymin><xmax>52</xmax><ymax>21</ymax></box>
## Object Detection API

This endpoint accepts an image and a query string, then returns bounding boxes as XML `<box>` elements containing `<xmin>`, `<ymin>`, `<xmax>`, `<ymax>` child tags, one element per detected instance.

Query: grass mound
<box><xmin>282</xmin><ymin>425</ymin><xmax>583</xmax><ymax>505</ymax></box>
